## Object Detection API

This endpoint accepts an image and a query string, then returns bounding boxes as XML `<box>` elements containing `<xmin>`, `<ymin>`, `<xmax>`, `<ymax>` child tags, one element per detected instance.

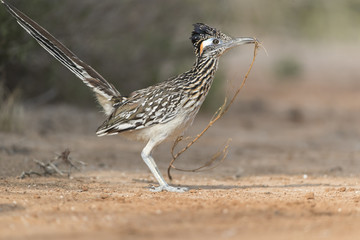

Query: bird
<box><xmin>1</xmin><ymin>1</ymin><xmax>256</xmax><ymax>192</ymax></box>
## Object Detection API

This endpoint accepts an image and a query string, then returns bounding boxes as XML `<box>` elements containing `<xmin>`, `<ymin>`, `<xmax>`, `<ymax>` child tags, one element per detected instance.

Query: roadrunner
<box><xmin>2</xmin><ymin>1</ymin><xmax>256</xmax><ymax>192</ymax></box>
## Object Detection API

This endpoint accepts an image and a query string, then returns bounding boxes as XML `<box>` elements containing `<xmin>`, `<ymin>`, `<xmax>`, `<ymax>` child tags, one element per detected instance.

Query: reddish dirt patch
<box><xmin>1</xmin><ymin>173</ymin><xmax>360</xmax><ymax>240</ymax></box>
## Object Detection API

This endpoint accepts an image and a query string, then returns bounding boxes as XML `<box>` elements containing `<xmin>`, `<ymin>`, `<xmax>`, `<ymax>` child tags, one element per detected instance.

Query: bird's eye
<box><xmin>212</xmin><ymin>39</ymin><xmax>220</xmax><ymax>44</ymax></box>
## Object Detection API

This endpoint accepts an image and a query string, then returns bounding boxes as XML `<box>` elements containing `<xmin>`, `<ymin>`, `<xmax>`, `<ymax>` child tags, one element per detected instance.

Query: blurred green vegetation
<box><xmin>0</xmin><ymin>0</ymin><xmax>359</xmax><ymax>109</ymax></box>
<box><xmin>274</xmin><ymin>56</ymin><xmax>303</xmax><ymax>81</ymax></box>
<box><xmin>0</xmin><ymin>82</ymin><xmax>23</xmax><ymax>132</ymax></box>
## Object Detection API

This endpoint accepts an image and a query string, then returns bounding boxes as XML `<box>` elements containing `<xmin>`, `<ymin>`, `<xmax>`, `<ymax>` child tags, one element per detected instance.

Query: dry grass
<box><xmin>0</xmin><ymin>83</ymin><xmax>24</xmax><ymax>132</ymax></box>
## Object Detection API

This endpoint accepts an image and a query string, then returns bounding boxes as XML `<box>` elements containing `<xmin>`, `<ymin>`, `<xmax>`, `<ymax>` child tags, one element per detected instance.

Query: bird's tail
<box><xmin>1</xmin><ymin>0</ymin><xmax>122</xmax><ymax>115</ymax></box>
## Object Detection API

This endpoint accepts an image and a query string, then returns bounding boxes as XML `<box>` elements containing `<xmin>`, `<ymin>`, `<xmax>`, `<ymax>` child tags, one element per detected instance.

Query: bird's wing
<box><xmin>96</xmin><ymin>86</ymin><xmax>183</xmax><ymax>136</ymax></box>
<box><xmin>1</xmin><ymin>1</ymin><xmax>121</xmax><ymax>106</ymax></box>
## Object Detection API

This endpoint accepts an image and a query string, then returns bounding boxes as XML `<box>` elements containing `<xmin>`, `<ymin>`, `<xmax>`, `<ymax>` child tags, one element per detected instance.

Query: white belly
<box><xmin>122</xmin><ymin>111</ymin><xmax>196</xmax><ymax>145</ymax></box>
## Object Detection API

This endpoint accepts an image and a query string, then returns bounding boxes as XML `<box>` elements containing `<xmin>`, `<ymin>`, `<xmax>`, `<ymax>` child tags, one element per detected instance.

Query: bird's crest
<box><xmin>190</xmin><ymin>23</ymin><xmax>219</xmax><ymax>46</ymax></box>
<box><xmin>190</xmin><ymin>23</ymin><xmax>231</xmax><ymax>56</ymax></box>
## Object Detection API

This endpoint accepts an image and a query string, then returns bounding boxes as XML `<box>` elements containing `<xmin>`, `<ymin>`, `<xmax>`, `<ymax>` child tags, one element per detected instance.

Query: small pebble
<box><xmin>305</xmin><ymin>192</ymin><xmax>315</xmax><ymax>200</ymax></box>
<box><xmin>100</xmin><ymin>194</ymin><xmax>109</xmax><ymax>200</ymax></box>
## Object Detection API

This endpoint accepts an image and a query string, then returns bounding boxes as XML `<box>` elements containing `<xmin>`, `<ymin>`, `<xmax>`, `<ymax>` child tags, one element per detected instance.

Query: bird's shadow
<box><xmin>132</xmin><ymin>178</ymin><xmax>340</xmax><ymax>190</ymax></box>
<box><xmin>0</xmin><ymin>203</ymin><xmax>25</xmax><ymax>214</ymax></box>
<box><xmin>183</xmin><ymin>183</ymin><xmax>338</xmax><ymax>190</ymax></box>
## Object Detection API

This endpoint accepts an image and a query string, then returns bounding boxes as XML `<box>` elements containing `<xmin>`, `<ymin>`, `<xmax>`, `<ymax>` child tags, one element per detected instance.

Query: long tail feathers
<box><xmin>1</xmin><ymin>1</ymin><xmax>121</xmax><ymax>115</ymax></box>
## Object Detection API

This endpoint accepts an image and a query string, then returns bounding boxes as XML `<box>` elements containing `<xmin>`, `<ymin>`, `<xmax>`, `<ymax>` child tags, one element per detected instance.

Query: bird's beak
<box><xmin>223</xmin><ymin>37</ymin><xmax>257</xmax><ymax>50</ymax></box>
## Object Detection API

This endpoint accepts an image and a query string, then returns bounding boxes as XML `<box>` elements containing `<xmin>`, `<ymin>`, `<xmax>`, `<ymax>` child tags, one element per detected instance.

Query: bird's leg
<box><xmin>141</xmin><ymin>140</ymin><xmax>188</xmax><ymax>192</ymax></box>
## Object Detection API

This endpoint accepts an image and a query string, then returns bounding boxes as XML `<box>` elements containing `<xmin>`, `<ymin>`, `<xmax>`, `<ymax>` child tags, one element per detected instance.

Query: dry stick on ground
<box><xmin>19</xmin><ymin>149</ymin><xmax>85</xmax><ymax>178</ymax></box>
<box><xmin>167</xmin><ymin>41</ymin><xmax>261</xmax><ymax>180</ymax></box>
<box><xmin>55</xmin><ymin>148</ymin><xmax>86</xmax><ymax>176</ymax></box>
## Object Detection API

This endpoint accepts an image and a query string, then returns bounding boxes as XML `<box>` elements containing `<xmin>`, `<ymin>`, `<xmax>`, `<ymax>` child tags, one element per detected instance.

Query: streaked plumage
<box><xmin>2</xmin><ymin>0</ymin><xmax>256</xmax><ymax>192</ymax></box>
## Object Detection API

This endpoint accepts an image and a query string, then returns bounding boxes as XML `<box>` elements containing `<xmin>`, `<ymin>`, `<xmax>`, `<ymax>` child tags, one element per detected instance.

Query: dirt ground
<box><xmin>1</xmin><ymin>45</ymin><xmax>360</xmax><ymax>239</ymax></box>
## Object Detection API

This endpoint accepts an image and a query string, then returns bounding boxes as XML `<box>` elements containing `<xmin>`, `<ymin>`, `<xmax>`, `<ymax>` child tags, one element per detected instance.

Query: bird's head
<box><xmin>190</xmin><ymin>23</ymin><xmax>256</xmax><ymax>58</ymax></box>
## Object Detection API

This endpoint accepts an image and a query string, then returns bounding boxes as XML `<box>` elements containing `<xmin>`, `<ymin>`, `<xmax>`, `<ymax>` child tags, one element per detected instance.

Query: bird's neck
<box><xmin>178</xmin><ymin>56</ymin><xmax>220</xmax><ymax>107</ymax></box>
<box><xmin>194</xmin><ymin>56</ymin><xmax>219</xmax><ymax>71</ymax></box>
<box><xmin>190</xmin><ymin>56</ymin><xmax>219</xmax><ymax>84</ymax></box>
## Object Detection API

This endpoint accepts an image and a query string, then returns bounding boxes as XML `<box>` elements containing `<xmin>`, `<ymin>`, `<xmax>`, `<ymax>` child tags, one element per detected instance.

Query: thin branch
<box><xmin>167</xmin><ymin>41</ymin><xmax>261</xmax><ymax>180</ymax></box>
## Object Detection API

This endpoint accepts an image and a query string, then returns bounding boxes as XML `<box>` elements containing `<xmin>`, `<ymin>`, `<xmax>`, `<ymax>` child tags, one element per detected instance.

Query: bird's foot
<box><xmin>150</xmin><ymin>184</ymin><xmax>188</xmax><ymax>193</ymax></box>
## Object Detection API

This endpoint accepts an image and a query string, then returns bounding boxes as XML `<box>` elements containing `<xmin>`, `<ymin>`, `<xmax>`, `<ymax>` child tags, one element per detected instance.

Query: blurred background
<box><xmin>1</xmin><ymin>0</ymin><xmax>359</xmax><ymax>106</ymax></box>
<box><xmin>0</xmin><ymin>0</ymin><xmax>360</xmax><ymax>176</ymax></box>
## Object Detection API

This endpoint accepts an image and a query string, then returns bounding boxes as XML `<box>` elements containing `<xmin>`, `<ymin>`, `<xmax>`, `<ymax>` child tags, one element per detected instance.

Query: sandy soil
<box><xmin>1</xmin><ymin>45</ymin><xmax>360</xmax><ymax>239</ymax></box>
<box><xmin>1</xmin><ymin>173</ymin><xmax>360</xmax><ymax>240</ymax></box>
<box><xmin>1</xmin><ymin>96</ymin><xmax>360</xmax><ymax>240</ymax></box>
